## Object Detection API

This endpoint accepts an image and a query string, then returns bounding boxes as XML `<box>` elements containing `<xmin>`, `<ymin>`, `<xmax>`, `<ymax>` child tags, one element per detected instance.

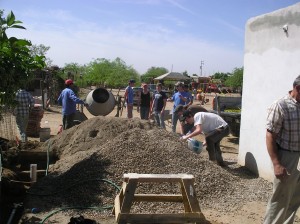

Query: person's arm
<box><xmin>180</xmin><ymin>122</ymin><xmax>185</xmax><ymax>135</ymax></box>
<box><xmin>182</xmin><ymin>124</ymin><xmax>202</xmax><ymax>140</ymax></box>
<box><xmin>161</xmin><ymin>98</ymin><xmax>167</xmax><ymax>115</ymax></box>
<box><xmin>137</xmin><ymin>91</ymin><xmax>141</xmax><ymax>112</ymax></box>
<box><xmin>124</xmin><ymin>88</ymin><xmax>128</xmax><ymax>102</ymax></box>
<box><xmin>266</xmin><ymin>130</ymin><xmax>289</xmax><ymax>180</ymax></box>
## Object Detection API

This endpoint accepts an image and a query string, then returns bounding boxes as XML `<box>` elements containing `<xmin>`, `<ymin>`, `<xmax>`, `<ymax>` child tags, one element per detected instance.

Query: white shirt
<box><xmin>193</xmin><ymin>112</ymin><xmax>227</xmax><ymax>134</ymax></box>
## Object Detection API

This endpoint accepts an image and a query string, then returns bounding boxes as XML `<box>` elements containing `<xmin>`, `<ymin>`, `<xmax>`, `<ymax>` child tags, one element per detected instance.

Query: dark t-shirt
<box><xmin>140</xmin><ymin>91</ymin><xmax>151</xmax><ymax>107</ymax></box>
<box><xmin>153</xmin><ymin>91</ymin><xmax>167</xmax><ymax>112</ymax></box>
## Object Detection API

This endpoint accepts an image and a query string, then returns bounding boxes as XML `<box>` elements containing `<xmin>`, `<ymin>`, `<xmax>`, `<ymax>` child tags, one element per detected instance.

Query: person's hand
<box><xmin>274</xmin><ymin>164</ymin><xmax>290</xmax><ymax>181</ymax></box>
<box><xmin>160</xmin><ymin>110</ymin><xmax>164</xmax><ymax>115</ymax></box>
<box><xmin>180</xmin><ymin>135</ymin><xmax>188</xmax><ymax>141</ymax></box>
<box><xmin>203</xmin><ymin>141</ymin><xmax>207</xmax><ymax>146</ymax></box>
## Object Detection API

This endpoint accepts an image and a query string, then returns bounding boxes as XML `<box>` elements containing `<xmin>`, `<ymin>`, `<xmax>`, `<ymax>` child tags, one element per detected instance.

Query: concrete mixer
<box><xmin>73</xmin><ymin>87</ymin><xmax>116</xmax><ymax>124</ymax></box>
<box><xmin>85</xmin><ymin>87</ymin><xmax>116</xmax><ymax>116</ymax></box>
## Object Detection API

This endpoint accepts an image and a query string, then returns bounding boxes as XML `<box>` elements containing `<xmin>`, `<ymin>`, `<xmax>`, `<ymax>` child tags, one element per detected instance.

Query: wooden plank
<box><xmin>180</xmin><ymin>180</ymin><xmax>191</xmax><ymax>212</ymax></box>
<box><xmin>120</xmin><ymin>178</ymin><xmax>138</xmax><ymax>213</ymax></box>
<box><xmin>133</xmin><ymin>194</ymin><xmax>183</xmax><ymax>202</ymax></box>
<box><xmin>113</xmin><ymin>194</ymin><xmax>122</xmax><ymax>220</ymax></box>
<box><xmin>118</xmin><ymin>213</ymin><xmax>205</xmax><ymax>224</ymax></box>
<box><xmin>181</xmin><ymin>178</ymin><xmax>201</xmax><ymax>213</ymax></box>
<box><xmin>124</xmin><ymin>173</ymin><xmax>194</xmax><ymax>182</ymax></box>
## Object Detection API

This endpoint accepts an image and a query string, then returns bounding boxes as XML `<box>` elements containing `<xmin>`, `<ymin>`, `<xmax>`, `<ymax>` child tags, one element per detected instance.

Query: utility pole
<box><xmin>200</xmin><ymin>60</ymin><xmax>204</xmax><ymax>77</ymax></box>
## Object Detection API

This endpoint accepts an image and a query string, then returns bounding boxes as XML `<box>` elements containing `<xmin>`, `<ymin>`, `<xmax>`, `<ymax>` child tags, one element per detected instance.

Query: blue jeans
<box><xmin>16</xmin><ymin>114</ymin><xmax>29</xmax><ymax>142</ymax></box>
<box><xmin>154</xmin><ymin>111</ymin><xmax>165</xmax><ymax>129</ymax></box>
<box><xmin>140</xmin><ymin>106</ymin><xmax>150</xmax><ymax>120</ymax></box>
<box><xmin>171</xmin><ymin>111</ymin><xmax>179</xmax><ymax>132</ymax></box>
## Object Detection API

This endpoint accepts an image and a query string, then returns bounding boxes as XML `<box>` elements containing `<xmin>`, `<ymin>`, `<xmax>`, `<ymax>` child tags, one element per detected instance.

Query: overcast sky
<box><xmin>1</xmin><ymin>0</ymin><xmax>298</xmax><ymax>76</ymax></box>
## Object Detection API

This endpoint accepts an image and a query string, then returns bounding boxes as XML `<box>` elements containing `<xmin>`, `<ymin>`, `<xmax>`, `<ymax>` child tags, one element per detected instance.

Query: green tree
<box><xmin>29</xmin><ymin>44</ymin><xmax>52</xmax><ymax>66</ymax></box>
<box><xmin>224</xmin><ymin>67</ymin><xmax>243</xmax><ymax>88</ymax></box>
<box><xmin>141</xmin><ymin>67</ymin><xmax>168</xmax><ymax>83</ymax></box>
<box><xmin>0</xmin><ymin>10</ymin><xmax>45</xmax><ymax>117</ymax></box>
<box><xmin>211</xmin><ymin>72</ymin><xmax>230</xmax><ymax>83</ymax></box>
<box><xmin>84</xmin><ymin>57</ymin><xmax>139</xmax><ymax>88</ymax></box>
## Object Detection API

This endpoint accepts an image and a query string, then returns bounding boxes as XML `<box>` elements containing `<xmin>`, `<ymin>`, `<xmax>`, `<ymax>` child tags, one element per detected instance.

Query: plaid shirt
<box><xmin>15</xmin><ymin>89</ymin><xmax>35</xmax><ymax>116</ymax></box>
<box><xmin>266</xmin><ymin>93</ymin><xmax>300</xmax><ymax>151</ymax></box>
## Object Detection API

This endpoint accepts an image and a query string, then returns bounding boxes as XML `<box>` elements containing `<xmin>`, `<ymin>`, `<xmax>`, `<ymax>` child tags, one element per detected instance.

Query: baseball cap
<box><xmin>65</xmin><ymin>79</ymin><xmax>74</xmax><ymax>85</ymax></box>
<box><xmin>175</xmin><ymin>81</ymin><xmax>184</xmax><ymax>87</ymax></box>
<box><xmin>129</xmin><ymin>79</ymin><xmax>136</xmax><ymax>83</ymax></box>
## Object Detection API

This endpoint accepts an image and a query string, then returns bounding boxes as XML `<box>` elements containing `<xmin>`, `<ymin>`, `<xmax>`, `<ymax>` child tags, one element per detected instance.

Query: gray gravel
<box><xmin>24</xmin><ymin>116</ymin><xmax>272</xmax><ymax>220</ymax></box>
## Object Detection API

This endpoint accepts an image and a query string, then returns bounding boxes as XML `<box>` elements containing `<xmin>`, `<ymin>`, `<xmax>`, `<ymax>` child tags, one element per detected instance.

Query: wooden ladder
<box><xmin>113</xmin><ymin>173</ymin><xmax>206</xmax><ymax>224</ymax></box>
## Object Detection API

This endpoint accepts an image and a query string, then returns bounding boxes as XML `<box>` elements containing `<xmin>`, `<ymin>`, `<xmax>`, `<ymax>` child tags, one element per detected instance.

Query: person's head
<box><xmin>179</xmin><ymin>110</ymin><xmax>194</xmax><ymax>124</ymax></box>
<box><xmin>293</xmin><ymin>75</ymin><xmax>300</xmax><ymax>102</ymax></box>
<box><xmin>175</xmin><ymin>82</ymin><xmax>184</xmax><ymax>92</ymax></box>
<box><xmin>184</xmin><ymin>84</ymin><xmax>189</xmax><ymax>91</ymax></box>
<box><xmin>174</xmin><ymin>104</ymin><xmax>188</xmax><ymax>116</ymax></box>
<box><xmin>156</xmin><ymin>83</ymin><xmax>162</xmax><ymax>91</ymax></box>
<box><xmin>129</xmin><ymin>79</ymin><xmax>135</xmax><ymax>87</ymax></box>
<box><xmin>141</xmin><ymin>83</ymin><xmax>148</xmax><ymax>91</ymax></box>
<box><xmin>65</xmin><ymin>79</ymin><xmax>74</xmax><ymax>87</ymax></box>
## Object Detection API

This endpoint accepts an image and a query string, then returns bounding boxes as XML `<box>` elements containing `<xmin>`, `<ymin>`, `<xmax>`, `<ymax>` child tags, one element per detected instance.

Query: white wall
<box><xmin>238</xmin><ymin>3</ymin><xmax>300</xmax><ymax>181</ymax></box>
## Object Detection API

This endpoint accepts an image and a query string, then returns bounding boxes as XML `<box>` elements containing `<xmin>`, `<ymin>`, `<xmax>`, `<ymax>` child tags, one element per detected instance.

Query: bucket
<box><xmin>85</xmin><ymin>88</ymin><xmax>116</xmax><ymax>116</ymax></box>
<box><xmin>39</xmin><ymin>128</ymin><xmax>51</xmax><ymax>142</ymax></box>
<box><xmin>187</xmin><ymin>138</ymin><xmax>203</xmax><ymax>154</ymax></box>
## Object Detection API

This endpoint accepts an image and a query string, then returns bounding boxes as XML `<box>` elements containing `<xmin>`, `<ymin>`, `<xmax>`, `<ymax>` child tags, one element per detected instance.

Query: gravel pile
<box><xmin>25</xmin><ymin>116</ymin><xmax>272</xmax><ymax>217</ymax></box>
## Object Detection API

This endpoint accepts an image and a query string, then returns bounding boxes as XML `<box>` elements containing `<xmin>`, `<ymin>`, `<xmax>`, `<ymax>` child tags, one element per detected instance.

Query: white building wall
<box><xmin>238</xmin><ymin>3</ymin><xmax>300</xmax><ymax>181</ymax></box>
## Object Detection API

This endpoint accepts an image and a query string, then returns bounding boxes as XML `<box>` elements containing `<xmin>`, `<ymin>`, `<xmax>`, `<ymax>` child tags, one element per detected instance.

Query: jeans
<box><xmin>205</xmin><ymin>125</ymin><xmax>230</xmax><ymax>163</ymax></box>
<box><xmin>127</xmin><ymin>103</ymin><xmax>133</xmax><ymax>118</ymax></box>
<box><xmin>140</xmin><ymin>106</ymin><xmax>150</xmax><ymax>120</ymax></box>
<box><xmin>63</xmin><ymin>113</ymin><xmax>75</xmax><ymax>130</ymax></box>
<box><xmin>16</xmin><ymin>114</ymin><xmax>29</xmax><ymax>142</ymax></box>
<box><xmin>154</xmin><ymin>111</ymin><xmax>165</xmax><ymax>129</ymax></box>
<box><xmin>171</xmin><ymin>111</ymin><xmax>179</xmax><ymax>132</ymax></box>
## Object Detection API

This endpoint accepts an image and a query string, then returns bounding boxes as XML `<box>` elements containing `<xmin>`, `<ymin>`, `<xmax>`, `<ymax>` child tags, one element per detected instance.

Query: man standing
<box><xmin>180</xmin><ymin>111</ymin><xmax>229</xmax><ymax>166</ymax></box>
<box><xmin>150</xmin><ymin>83</ymin><xmax>167</xmax><ymax>128</ymax></box>
<box><xmin>264</xmin><ymin>75</ymin><xmax>300</xmax><ymax>224</ymax></box>
<box><xmin>167</xmin><ymin>82</ymin><xmax>189</xmax><ymax>133</ymax></box>
<box><xmin>15</xmin><ymin>87</ymin><xmax>35</xmax><ymax>143</ymax></box>
<box><xmin>57</xmin><ymin>79</ymin><xmax>87</xmax><ymax>130</ymax></box>
<box><xmin>124</xmin><ymin>79</ymin><xmax>135</xmax><ymax>118</ymax></box>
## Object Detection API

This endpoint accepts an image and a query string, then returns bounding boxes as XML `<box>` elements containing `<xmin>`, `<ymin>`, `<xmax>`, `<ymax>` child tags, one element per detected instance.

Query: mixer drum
<box><xmin>85</xmin><ymin>88</ymin><xmax>116</xmax><ymax>116</ymax></box>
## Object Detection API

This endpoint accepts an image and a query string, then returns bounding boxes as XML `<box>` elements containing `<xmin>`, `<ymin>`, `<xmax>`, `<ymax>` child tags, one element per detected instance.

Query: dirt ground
<box><xmin>5</xmin><ymin>89</ymin><xmax>299</xmax><ymax>224</ymax></box>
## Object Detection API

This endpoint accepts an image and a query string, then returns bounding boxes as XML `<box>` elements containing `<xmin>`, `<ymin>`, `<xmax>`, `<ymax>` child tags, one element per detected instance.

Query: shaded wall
<box><xmin>238</xmin><ymin>3</ymin><xmax>300</xmax><ymax>181</ymax></box>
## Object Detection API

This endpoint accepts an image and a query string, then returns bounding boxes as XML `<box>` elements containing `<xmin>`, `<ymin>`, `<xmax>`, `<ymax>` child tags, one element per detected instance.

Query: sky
<box><xmin>1</xmin><ymin>0</ymin><xmax>299</xmax><ymax>76</ymax></box>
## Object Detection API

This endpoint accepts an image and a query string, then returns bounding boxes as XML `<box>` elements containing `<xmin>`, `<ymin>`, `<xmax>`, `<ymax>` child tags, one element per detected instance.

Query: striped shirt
<box><xmin>15</xmin><ymin>89</ymin><xmax>35</xmax><ymax>116</ymax></box>
<box><xmin>266</xmin><ymin>93</ymin><xmax>300</xmax><ymax>151</ymax></box>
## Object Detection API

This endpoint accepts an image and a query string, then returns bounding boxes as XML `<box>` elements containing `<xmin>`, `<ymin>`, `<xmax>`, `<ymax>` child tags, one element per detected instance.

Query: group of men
<box><xmin>13</xmin><ymin>75</ymin><xmax>300</xmax><ymax>224</ymax></box>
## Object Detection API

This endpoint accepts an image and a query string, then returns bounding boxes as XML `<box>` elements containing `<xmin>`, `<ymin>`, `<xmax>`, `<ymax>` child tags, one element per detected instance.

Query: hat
<box><xmin>179</xmin><ymin>110</ymin><xmax>193</xmax><ymax>122</ymax></box>
<box><xmin>174</xmin><ymin>104</ymin><xmax>184</xmax><ymax>114</ymax></box>
<box><xmin>175</xmin><ymin>81</ymin><xmax>184</xmax><ymax>87</ymax></box>
<box><xmin>65</xmin><ymin>79</ymin><xmax>74</xmax><ymax>85</ymax></box>
<box><xmin>129</xmin><ymin>79</ymin><xmax>136</xmax><ymax>83</ymax></box>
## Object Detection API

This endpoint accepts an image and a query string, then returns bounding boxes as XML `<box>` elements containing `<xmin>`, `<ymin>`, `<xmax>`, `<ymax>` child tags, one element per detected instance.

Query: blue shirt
<box><xmin>125</xmin><ymin>86</ymin><xmax>134</xmax><ymax>104</ymax></box>
<box><xmin>57</xmin><ymin>88</ymin><xmax>85</xmax><ymax>115</ymax></box>
<box><xmin>172</xmin><ymin>91</ymin><xmax>190</xmax><ymax>111</ymax></box>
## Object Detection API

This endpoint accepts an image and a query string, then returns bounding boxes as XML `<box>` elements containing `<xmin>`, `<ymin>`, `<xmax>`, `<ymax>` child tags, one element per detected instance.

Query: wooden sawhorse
<box><xmin>113</xmin><ymin>173</ymin><xmax>206</xmax><ymax>223</ymax></box>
